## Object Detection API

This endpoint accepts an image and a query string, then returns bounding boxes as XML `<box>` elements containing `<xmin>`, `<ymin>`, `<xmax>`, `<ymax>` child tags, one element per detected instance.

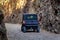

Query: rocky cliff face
<box><xmin>4</xmin><ymin>0</ymin><xmax>60</xmax><ymax>33</ymax></box>
<box><xmin>39</xmin><ymin>0</ymin><xmax>60</xmax><ymax>33</ymax></box>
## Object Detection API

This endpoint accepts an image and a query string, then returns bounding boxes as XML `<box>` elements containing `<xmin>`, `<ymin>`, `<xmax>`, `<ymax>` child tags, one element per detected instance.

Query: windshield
<box><xmin>23</xmin><ymin>14</ymin><xmax>37</xmax><ymax>20</ymax></box>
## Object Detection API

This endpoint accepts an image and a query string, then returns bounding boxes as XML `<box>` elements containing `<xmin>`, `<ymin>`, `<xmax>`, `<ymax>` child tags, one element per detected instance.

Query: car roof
<box><xmin>23</xmin><ymin>13</ymin><xmax>37</xmax><ymax>15</ymax></box>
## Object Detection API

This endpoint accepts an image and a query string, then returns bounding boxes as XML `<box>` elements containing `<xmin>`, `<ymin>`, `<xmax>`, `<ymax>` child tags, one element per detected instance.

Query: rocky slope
<box><xmin>3</xmin><ymin>0</ymin><xmax>60</xmax><ymax>33</ymax></box>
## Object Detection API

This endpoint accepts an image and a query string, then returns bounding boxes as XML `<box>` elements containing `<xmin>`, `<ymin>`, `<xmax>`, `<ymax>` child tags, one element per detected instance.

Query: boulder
<box><xmin>0</xmin><ymin>10</ymin><xmax>8</xmax><ymax>40</ymax></box>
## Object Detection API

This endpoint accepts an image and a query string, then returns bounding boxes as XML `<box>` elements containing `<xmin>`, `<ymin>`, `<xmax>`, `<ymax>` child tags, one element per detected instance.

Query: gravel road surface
<box><xmin>5</xmin><ymin>23</ymin><xmax>60</xmax><ymax>40</ymax></box>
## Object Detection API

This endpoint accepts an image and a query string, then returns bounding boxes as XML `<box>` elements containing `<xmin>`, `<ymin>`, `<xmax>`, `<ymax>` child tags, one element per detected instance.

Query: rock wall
<box><xmin>39</xmin><ymin>0</ymin><xmax>60</xmax><ymax>33</ymax></box>
<box><xmin>4</xmin><ymin>0</ymin><xmax>60</xmax><ymax>33</ymax></box>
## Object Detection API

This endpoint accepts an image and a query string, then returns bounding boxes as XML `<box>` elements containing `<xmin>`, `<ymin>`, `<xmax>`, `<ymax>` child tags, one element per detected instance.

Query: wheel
<box><xmin>36</xmin><ymin>27</ymin><xmax>40</xmax><ymax>32</ymax></box>
<box><xmin>33</xmin><ymin>29</ymin><xmax>35</xmax><ymax>32</ymax></box>
<box><xmin>21</xmin><ymin>26</ymin><xmax>26</xmax><ymax>33</ymax></box>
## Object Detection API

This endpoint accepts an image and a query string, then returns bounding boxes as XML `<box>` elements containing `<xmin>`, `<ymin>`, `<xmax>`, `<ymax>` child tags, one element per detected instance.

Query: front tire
<box><xmin>21</xmin><ymin>26</ymin><xmax>26</xmax><ymax>33</ymax></box>
<box><xmin>36</xmin><ymin>27</ymin><xmax>40</xmax><ymax>32</ymax></box>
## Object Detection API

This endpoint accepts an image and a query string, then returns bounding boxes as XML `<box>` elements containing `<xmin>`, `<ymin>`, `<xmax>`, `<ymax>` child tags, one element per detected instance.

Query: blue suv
<box><xmin>21</xmin><ymin>14</ymin><xmax>40</xmax><ymax>33</ymax></box>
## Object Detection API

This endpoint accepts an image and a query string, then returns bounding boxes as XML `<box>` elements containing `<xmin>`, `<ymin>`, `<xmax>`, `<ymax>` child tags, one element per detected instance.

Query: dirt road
<box><xmin>5</xmin><ymin>23</ymin><xmax>60</xmax><ymax>40</ymax></box>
